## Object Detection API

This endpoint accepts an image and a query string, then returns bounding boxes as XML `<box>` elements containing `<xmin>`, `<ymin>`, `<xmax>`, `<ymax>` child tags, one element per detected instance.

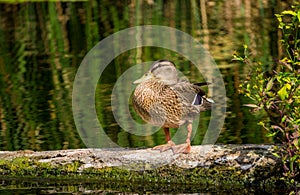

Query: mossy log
<box><xmin>0</xmin><ymin>145</ymin><xmax>281</xmax><ymax>187</ymax></box>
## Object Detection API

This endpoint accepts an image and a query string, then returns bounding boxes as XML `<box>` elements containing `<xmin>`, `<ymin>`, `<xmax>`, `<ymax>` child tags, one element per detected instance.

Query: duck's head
<box><xmin>133</xmin><ymin>60</ymin><xmax>178</xmax><ymax>85</ymax></box>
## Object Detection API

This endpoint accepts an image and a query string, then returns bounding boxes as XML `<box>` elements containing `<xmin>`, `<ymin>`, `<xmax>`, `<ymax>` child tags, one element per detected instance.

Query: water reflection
<box><xmin>0</xmin><ymin>178</ymin><xmax>283</xmax><ymax>194</ymax></box>
<box><xmin>0</xmin><ymin>1</ymin><xmax>292</xmax><ymax>151</ymax></box>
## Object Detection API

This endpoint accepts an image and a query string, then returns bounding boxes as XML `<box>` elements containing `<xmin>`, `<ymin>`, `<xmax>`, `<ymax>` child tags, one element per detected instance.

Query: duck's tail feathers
<box><xmin>194</xmin><ymin>82</ymin><xmax>211</xmax><ymax>86</ymax></box>
<box><xmin>192</xmin><ymin>94</ymin><xmax>214</xmax><ymax>111</ymax></box>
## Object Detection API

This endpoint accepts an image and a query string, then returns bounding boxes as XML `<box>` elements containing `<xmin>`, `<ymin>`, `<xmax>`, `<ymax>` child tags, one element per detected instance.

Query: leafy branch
<box><xmin>234</xmin><ymin>4</ymin><xmax>300</xmax><ymax>192</ymax></box>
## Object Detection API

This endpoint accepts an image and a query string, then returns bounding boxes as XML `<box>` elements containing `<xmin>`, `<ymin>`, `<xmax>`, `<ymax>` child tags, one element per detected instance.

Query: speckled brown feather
<box><xmin>132</xmin><ymin>79</ymin><xmax>211</xmax><ymax>128</ymax></box>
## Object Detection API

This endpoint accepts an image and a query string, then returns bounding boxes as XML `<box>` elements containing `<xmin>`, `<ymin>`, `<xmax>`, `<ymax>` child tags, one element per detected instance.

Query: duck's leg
<box><xmin>152</xmin><ymin>128</ymin><xmax>175</xmax><ymax>152</ymax></box>
<box><xmin>172</xmin><ymin>123</ymin><xmax>192</xmax><ymax>154</ymax></box>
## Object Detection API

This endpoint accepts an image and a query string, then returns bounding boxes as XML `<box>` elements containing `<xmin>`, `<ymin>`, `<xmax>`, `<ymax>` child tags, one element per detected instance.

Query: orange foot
<box><xmin>152</xmin><ymin>141</ymin><xmax>175</xmax><ymax>152</ymax></box>
<box><xmin>172</xmin><ymin>143</ymin><xmax>191</xmax><ymax>154</ymax></box>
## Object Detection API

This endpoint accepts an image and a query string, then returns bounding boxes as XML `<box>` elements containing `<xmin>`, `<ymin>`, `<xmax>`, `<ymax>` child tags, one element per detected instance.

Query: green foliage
<box><xmin>234</xmin><ymin>4</ymin><xmax>300</xmax><ymax>189</ymax></box>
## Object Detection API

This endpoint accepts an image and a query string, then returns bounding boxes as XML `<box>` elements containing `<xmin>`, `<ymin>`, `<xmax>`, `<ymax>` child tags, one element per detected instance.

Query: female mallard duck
<box><xmin>132</xmin><ymin>60</ymin><xmax>213</xmax><ymax>154</ymax></box>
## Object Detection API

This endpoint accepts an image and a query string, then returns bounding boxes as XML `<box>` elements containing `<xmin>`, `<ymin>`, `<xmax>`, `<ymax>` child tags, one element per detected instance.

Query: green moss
<box><xmin>0</xmin><ymin>157</ymin><xmax>282</xmax><ymax>189</ymax></box>
<box><xmin>0</xmin><ymin>157</ymin><xmax>83</xmax><ymax>177</ymax></box>
<box><xmin>80</xmin><ymin>163</ymin><xmax>281</xmax><ymax>187</ymax></box>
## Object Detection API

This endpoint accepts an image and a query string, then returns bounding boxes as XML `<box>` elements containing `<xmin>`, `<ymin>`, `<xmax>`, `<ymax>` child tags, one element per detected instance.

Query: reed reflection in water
<box><xmin>0</xmin><ymin>0</ymin><xmax>290</xmax><ymax>151</ymax></box>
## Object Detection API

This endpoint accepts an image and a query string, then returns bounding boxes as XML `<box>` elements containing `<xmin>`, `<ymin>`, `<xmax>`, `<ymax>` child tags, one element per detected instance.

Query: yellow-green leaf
<box><xmin>286</xmin><ymin>83</ymin><xmax>291</xmax><ymax>90</ymax></box>
<box><xmin>277</xmin><ymin>83</ymin><xmax>291</xmax><ymax>100</ymax></box>
<box><xmin>266</xmin><ymin>131</ymin><xmax>278</xmax><ymax>137</ymax></box>
<box><xmin>275</xmin><ymin>14</ymin><xmax>282</xmax><ymax>22</ymax></box>
<box><xmin>278</xmin><ymin>85</ymin><xmax>288</xmax><ymax>100</ymax></box>
<box><xmin>282</xmin><ymin>10</ymin><xmax>297</xmax><ymax>16</ymax></box>
<box><xmin>272</xmin><ymin>152</ymin><xmax>280</xmax><ymax>158</ymax></box>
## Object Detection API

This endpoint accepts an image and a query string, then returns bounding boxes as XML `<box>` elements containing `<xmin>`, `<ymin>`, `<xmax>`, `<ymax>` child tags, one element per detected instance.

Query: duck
<box><xmin>132</xmin><ymin>60</ymin><xmax>213</xmax><ymax>154</ymax></box>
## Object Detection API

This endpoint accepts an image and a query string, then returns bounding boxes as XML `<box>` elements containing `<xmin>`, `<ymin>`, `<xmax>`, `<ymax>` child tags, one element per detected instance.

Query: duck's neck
<box><xmin>159</xmin><ymin>78</ymin><xmax>178</xmax><ymax>86</ymax></box>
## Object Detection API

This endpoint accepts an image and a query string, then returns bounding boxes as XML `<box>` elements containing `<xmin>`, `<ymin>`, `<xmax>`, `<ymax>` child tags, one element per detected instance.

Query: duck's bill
<box><xmin>133</xmin><ymin>73</ymin><xmax>152</xmax><ymax>84</ymax></box>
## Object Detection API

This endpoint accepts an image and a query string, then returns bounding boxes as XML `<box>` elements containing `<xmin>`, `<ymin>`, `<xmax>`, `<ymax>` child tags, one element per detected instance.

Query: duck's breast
<box><xmin>132</xmin><ymin>82</ymin><xmax>184</xmax><ymax>128</ymax></box>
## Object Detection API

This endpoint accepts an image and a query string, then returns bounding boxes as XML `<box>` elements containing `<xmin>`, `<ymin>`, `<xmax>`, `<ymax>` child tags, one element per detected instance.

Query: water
<box><xmin>0</xmin><ymin>0</ymin><xmax>292</xmax><ymax>193</ymax></box>
<box><xmin>0</xmin><ymin>177</ymin><xmax>284</xmax><ymax>194</ymax></box>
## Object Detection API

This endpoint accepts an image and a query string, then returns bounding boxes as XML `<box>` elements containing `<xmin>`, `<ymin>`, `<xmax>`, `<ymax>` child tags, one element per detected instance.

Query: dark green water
<box><xmin>0</xmin><ymin>177</ymin><xmax>285</xmax><ymax>194</ymax></box>
<box><xmin>0</xmin><ymin>0</ymin><xmax>293</xmax><ymax>194</ymax></box>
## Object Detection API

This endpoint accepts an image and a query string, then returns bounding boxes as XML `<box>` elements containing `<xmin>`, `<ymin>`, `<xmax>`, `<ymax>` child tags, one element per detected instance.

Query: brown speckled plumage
<box><xmin>132</xmin><ymin>60</ymin><xmax>213</xmax><ymax>153</ymax></box>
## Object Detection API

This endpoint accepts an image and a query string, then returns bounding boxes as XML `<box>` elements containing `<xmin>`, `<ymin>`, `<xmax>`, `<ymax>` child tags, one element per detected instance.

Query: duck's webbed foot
<box><xmin>172</xmin><ymin>143</ymin><xmax>191</xmax><ymax>154</ymax></box>
<box><xmin>152</xmin><ymin>140</ymin><xmax>175</xmax><ymax>152</ymax></box>
<box><xmin>172</xmin><ymin>122</ymin><xmax>192</xmax><ymax>154</ymax></box>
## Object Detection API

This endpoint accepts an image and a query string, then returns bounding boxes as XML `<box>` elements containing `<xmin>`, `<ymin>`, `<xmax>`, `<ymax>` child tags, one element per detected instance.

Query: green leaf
<box><xmin>266</xmin><ymin>78</ymin><xmax>274</xmax><ymax>91</ymax></box>
<box><xmin>281</xmin><ymin>115</ymin><xmax>287</xmax><ymax>123</ymax></box>
<box><xmin>258</xmin><ymin>121</ymin><xmax>264</xmax><ymax>126</ymax></box>
<box><xmin>266</xmin><ymin>91</ymin><xmax>275</xmax><ymax>97</ymax></box>
<box><xmin>278</xmin><ymin>84</ymin><xmax>291</xmax><ymax>100</ymax></box>
<box><xmin>278</xmin><ymin>86</ymin><xmax>287</xmax><ymax>100</ymax></box>
<box><xmin>275</xmin><ymin>14</ymin><xmax>282</xmax><ymax>22</ymax></box>
<box><xmin>266</xmin><ymin>131</ymin><xmax>278</xmax><ymax>137</ymax></box>
<box><xmin>282</xmin><ymin>10</ymin><xmax>297</xmax><ymax>16</ymax></box>
<box><xmin>271</xmin><ymin>152</ymin><xmax>280</xmax><ymax>158</ymax></box>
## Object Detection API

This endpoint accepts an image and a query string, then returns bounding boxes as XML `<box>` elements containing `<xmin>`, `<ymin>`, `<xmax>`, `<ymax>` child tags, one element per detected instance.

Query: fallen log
<box><xmin>0</xmin><ymin>145</ymin><xmax>282</xmax><ymax>187</ymax></box>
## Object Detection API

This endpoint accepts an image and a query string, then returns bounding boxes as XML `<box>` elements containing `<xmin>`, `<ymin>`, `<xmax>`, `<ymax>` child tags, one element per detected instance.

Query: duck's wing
<box><xmin>171</xmin><ymin>81</ymin><xmax>213</xmax><ymax>112</ymax></box>
<box><xmin>171</xmin><ymin>81</ymin><xmax>205</xmax><ymax>104</ymax></box>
